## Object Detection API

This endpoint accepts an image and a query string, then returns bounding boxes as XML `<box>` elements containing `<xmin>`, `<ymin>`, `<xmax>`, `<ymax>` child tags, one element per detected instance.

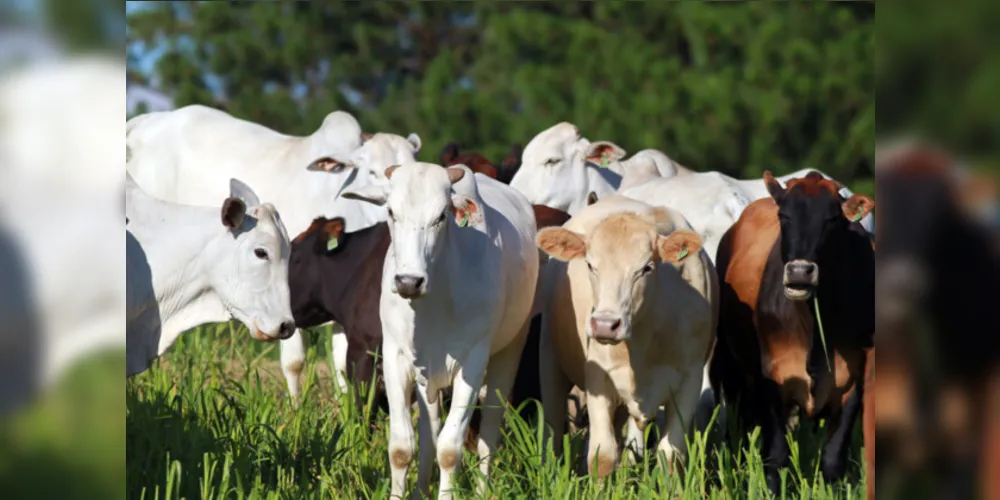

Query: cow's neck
<box><xmin>149</xmin><ymin>212</ymin><xmax>232</xmax><ymax>355</ymax></box>
<box><xmin>324</xmin><ymin>223</ymin><xmax>390</xmax><ymax>323</ymax></box>
<box><xmin>423</xmin><ymin>220</ymin><xmax>491</xmax><ymax>309</ymax></box>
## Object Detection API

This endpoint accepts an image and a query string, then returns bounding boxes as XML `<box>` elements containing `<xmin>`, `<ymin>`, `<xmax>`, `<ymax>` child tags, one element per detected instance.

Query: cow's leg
<box><xmin>436</xmin><ymin>356</ymin><xmax>487</xmax><ymax>500</ymax></box>
<box><xmin>345</xmin><ymin>335</ymin><xmax>378</xmax><ymax>414</ymax></box>
<box><xmin>330</xmin><ymin>324</ymin><xmax>350</xmax><ymax>393</ymax></box>
<box><xmin>863</xmin><ymin>354</ymin><xmax>875</xmax><ymax>500</ymax></box>
<box><xmin>539</xmin><ymin>318</ymin><xmax>571</xmax><ymax>458</ymax></box>
<box><xmin>280</xmin><ymin>329</ymin><xmax>306</xmax><ymax>400</ymax></box>
<box><xmin>694</xmin><ymin>360</ymin><xmax>719</xmax><ymax>434</ymax></box>
<box><xmin>761</xmin><ymin>379</ymin><xmax>791</xmax><ymax>496</ymax></box>
<box><xmin>475</xmin><ymin>327</ymin><xmax>529</xmax><ymax>496</ymax></box>
<box><xmin>821</xmin><ymin>385</ymin><xmax>862</xmax><ymax>483</ymax></box>
<box><xmin>622</xmin><ymin>416</ymin><xmax>646</xmax><ymax>466</ymax></box>
<box><xmin>585</xmin><ymin>364</ymin><xmax>619</xmax><ymax>478</ymax></box>
<box><xmin>383</xmin><ymin>343</ymin><xmax>416</xmax><ymax>499</ymax></box>
<box><xmin>657</xmin><ymin>368</ymin><xmax>702</xmax><ymax>473</ymax></box>
<box><xmin>416</xmin><ymin>386</ymin><xmax>442</xmax><ymax>499</ymax></box>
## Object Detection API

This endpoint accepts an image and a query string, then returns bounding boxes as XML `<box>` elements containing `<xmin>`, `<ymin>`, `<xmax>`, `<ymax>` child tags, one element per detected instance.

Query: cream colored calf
<box><xmin>535</xmin><ymin>195</ymin><xmax>717</xmax><ymax>476</ymax></box>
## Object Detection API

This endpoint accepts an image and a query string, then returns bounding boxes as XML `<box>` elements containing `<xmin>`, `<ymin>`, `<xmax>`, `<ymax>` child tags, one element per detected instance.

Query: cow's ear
<box><xmin>221</xmin><ymin>197</ymin><xmax>247</xmax><ymax>229</ymax></box>
<box><xmin>322</xmin><ymin>217</ymin><xmax>346</xmax><ymax>253</ymax></box>
<box><xmin>342</xmin><ymin>185</ymin><xmax>388</xmax><ymax>206</ymax></box>
<box><xmin>407</xmin><ymin>133</ymin><xmax>422</xmax><ymax>153</ymax></box>
<box><xmin>657</xmin><ymin>229</ymin><xmax>702</xmax><ymax>263</ymax></box>
<box><xmin>537</xmin><ymin>227</ymin><xmax>587</xmax><ymax>261</ymax></box>
<box><xmin>587</xmin><ymin>191</ymin><xmax>599</xmax><ymax>206</ymax></box>
<box><xmin>451</xmin><ymin>195</ymin><xmax>483</xmax><ymax>227</ymax></box>
<box><xmin>307</xmin><ymin>157</ymin><xmax>349</xmax><ymax>173</ymax></box>
<box><xmin>584</xmin><ymin>141</ymin><xmax>626</xmax><ymax>168</ymax></box>
<box><xmin>440</xmin><ymin>142</ymin><xmax>460</xmax><ymax>165</ymax></box>
<box><xmin>842</xmin><ymin>194</ymin><xmax>875</xmax><ymax>223</ymax></box>
<box><xmin>763</xmin><ymin>171</ymin><xmax>786</xmax><ymax>202</ymax></box>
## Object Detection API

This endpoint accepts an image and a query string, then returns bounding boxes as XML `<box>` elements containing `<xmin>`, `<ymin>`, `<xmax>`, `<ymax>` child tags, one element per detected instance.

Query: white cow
<box><xmin>535</xmin><ymin>194</ymin><xmax>716</xmax><ymax>475</ymax></box>
<box><xmin>126</xmin><ymin>174</ymin><xmax>296</xmax><ymax>376</ymax></box>
<box><xmin>509</xmin><ymin>122</ymin><xmax>681</xmax><ymax>215</ymax></box>
<box><xmin>342</xmin><ymin>163</ymin><xmax>539</xmax><ymax>499</ymax></box>
<box><xmin>126</xmin><ymin>104</ymin><xmax>421</xmax><ymax>397</ymax></box>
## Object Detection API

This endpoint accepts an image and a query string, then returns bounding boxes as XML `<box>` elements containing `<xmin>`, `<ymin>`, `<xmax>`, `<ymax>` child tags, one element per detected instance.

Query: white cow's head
<box><xmin>537</xmin><ymin>209</ymin><xmax>702</xmax><ymax>345</ymax></box>
<box><xmin>342</xmin><ymin>162</ymin><xmax>481</xmax><ymax>299</ymax></box>
<box><xmin>345</xmin><ymin>132</ymin><xmax>422</xmax><ymax>186</ymax></box>
<box><xmin>211</xmin><ymin>179</ymin><xmax>296</xmax><ymax>341</ymax></box>
<box><xmin>303</xmin><ymin>111</ymin><xmax>366</xmax><ymax>173</ymax></box>
<box><xmin>510</xmin><ymin>122</ymin><xmax>626</xmax><ymax>214</ymax></box>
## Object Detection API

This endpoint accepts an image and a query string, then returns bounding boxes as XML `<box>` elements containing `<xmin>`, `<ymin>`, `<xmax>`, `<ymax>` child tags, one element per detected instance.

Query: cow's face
<box><xmin>765</xmin><ymin>170</ymin><xmax>875</xmax><ymax>301</ymax></box>
<box><xmin>346</xmin><ymin>132</ymin><xmax>421</xmax><ymax>186</ymax></box>
<box><xmin>212</xmin><ymin>180</ymin><xmax>296</xmax><ymax>341</ymax></box>
<box><xmin>342</xmin><ymin>163</ymin><xmax>480</xmax><ymax>299</ymax></box>
<box><xmin>537</xmin><ymin>212</ymin><xmax>701</xmax><ymax>345</ymax></box>
<box><xmin>511</xmin><ymin>122</ymin><xmax>625</xmax><ymax>213</ymax></box>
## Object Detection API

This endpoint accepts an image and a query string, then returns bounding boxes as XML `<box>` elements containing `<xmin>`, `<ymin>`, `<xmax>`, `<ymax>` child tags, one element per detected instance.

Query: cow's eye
<box><xmin>387</xmin><ymin>208</ymin><xmax>395</xmax><ymax>219</ymax></box>
<box><xmin>545</xmin><ymin>158</ymin><xmax>560</xmax><ymax>166</ymax></box>
<box><xmin>434</xmin><ymin>212</ymin><xmax>446</xmax><ymax>225</ymax></box>
<box><xmin>254</xmin><ymin>248</ymin><xmax>269</xmax><ymax>261</ymax></box>
<box><xmin>641</xmin><ymin>262</ymin><xmax>655</xmax><ymax>275</ymax></box>
<box><xmin>586</xmin><ymin>261</ymin><xmax>594</xmax><ymax>273</ymax></box>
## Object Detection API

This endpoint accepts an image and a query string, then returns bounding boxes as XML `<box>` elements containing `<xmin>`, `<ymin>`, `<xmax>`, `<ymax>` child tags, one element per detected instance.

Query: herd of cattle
<box><xmin>125</xmin><ymin>105</ymin><xmax>876</xmax><ymax>499</ymax></box>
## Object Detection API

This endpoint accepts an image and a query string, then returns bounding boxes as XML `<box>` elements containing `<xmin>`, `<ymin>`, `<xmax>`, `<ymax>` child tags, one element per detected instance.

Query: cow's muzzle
<box><xmin>393</xmin><ymin>274</ymin><xmax>427</xmax><ymax>299</ymax></box>
<box><xmin>783</xmin><ymin>259</ymin><xmax>818</xmax><ymax>300</ymax></box>
<box><xmin>588</xmin><ymin>314</ymin><xmax>625</xmax><ymax>345</ymax></box>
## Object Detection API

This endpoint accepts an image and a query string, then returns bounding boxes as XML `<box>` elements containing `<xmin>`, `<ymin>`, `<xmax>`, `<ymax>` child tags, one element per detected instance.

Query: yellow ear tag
<box><xmin>326</xmin><ymin>236</ymin><xmax>339</xmax><ymax>251</ymax></box>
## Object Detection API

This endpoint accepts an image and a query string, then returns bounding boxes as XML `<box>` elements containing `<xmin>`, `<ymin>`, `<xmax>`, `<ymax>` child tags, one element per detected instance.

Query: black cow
<box><xmin>710</xmin><ymin>171</ymin><xmax>875</xmax><ymax>494</ymax></box>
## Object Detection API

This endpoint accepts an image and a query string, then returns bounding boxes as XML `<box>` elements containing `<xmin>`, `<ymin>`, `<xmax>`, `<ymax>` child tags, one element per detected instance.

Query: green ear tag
<box><xmin>326</xmin><ymin>236</ymin><xmax>339</xmax><ymax>251</ymax></box>
<box><xmin>458</xmin><ymin>211</ymin><xmax>470</xmax><ymax>227</ymax></box>
<box><xmin>851</xmin><ymin>211</ymin><xmax>863</xmax><ymax>223</ymax></box>
<box><xmin>599</xmin><ymin>153</ymin><xmax>610</xmax><ymax>168</ymax></box>
<box><xmin>239</xmin><ymin>196</ymin><xmax>245</xmax><ymax>202</ymax></box>
<box><xmin>676</xmin><ymin>246</ymin><xmax>689</xmax><ymax>261</ymax></box>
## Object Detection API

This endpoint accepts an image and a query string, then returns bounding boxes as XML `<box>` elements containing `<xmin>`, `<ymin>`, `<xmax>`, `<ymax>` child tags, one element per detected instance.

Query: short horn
<box><xmin>384</xmin><ymin>165</ymin><xmax>401</xmax><ymax>179</ymax></box>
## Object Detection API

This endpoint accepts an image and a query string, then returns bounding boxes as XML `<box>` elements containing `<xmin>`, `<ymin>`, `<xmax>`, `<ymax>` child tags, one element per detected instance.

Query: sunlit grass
<box><xmin>126</xmin><ymin>324</ymin><xmax>866</xmax><ymax>499</ymax></box>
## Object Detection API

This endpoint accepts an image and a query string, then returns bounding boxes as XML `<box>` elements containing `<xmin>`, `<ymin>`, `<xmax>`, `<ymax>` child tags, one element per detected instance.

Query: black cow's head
<box><xmin>765</xmin><ymin>170</ymin><xmax>875</xmax><ymax>301</ymax></box>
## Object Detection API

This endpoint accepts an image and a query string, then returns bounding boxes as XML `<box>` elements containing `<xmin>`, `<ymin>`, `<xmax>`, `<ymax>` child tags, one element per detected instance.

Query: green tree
<box><xmin>127</xmin><ymin>2</ymin><xmax>874</xmax><ymax>183</ymax></box>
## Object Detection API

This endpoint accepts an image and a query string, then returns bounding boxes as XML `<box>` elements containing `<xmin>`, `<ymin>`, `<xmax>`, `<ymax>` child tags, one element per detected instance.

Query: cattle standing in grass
<box><xmin>288</xmin><ymin>218</ymin><xmax>390</xmax><ymax>411</ymax></box>
<box><xmin>709</xmin><ymin>171</ymin><xmax>875</xmax><ymax>494</ymax></box>
<box><xmin>125</xmin><ymin>104</ymin><xmax>421</xmax><ymax>398</ymax></box>
<box><xmin>126</xmin><ymin>175</ymin><xmax>296</xmax><ymax>376</ymax></box>
<box><xmin>342</xmin><ymin>163</ymin><xmax>539</xmax><ymax>498</ymax></box>
<box><xmin>535</xmin><ymin>194</ymin><xmax>717</xmax><ymax>476</ymax></box>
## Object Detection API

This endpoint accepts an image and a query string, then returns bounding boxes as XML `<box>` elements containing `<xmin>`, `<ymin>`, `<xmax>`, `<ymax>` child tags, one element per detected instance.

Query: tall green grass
<box><xmin>126</xmin><ymin>323</ymin><xmax>866</xmax><ymax>499</ymax></box>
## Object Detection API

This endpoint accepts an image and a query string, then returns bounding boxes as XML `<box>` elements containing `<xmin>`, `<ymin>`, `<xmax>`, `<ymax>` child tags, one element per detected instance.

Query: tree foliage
<box><xmin>127</xmin><ymin>2</ymin><xmax>874</xmax><ymax>182</ymax></box>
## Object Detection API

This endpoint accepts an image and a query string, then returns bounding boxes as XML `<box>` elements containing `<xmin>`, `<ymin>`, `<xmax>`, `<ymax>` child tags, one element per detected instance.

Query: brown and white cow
<box><xmin>536</xmin><ymin>194</ymin><xmax>717</xmax><ymax>476</ymax></box>
<box><xmin>709</xmin><ymin>171</ymin><xmax>875</xmax><ymax>494</ymax></box>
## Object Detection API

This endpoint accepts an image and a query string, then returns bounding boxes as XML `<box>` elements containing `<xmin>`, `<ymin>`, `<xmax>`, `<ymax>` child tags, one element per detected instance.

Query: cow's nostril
<box><xmin>803</xmin><ymin>266</ymin><xmax>815</xmax><ymax>275</ymax></box>
<box><xmin>610</xmin><ymin>318</ymin><xmax>622</xmax><ymax>331</ymax></box>
<box><xmin>279</xmin><ymin>321</ymin><xmax>296</xmax><ymax>338</ymax></box>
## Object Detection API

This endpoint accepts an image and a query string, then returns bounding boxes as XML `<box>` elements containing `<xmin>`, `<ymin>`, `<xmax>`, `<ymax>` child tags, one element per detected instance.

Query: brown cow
<box><xmin>710</xmin><ymin>171</ymin><xmax>875</xmax><ymax>494</ymax></box>
<box><xmin>440</xmin><ymin>142</ymin><xmax>523</xmax><ymax>185</ymax></box>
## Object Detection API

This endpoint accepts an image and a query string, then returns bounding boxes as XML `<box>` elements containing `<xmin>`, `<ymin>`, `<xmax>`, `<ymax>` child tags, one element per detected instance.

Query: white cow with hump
<box><xmin>535</xmin><ymin>194</ymin><xmax>717</xmax><ymax>476</ymax></box>
<box><xmin>126</xmin><ymin>174</ymin><xmax>296</xmax><ymax>376</ymax></box>
<box><xmin>342</xmin><ymin>163</ymin><xmax>539</xmax><ymax>499</ymax></box>
<box><xmin>125</xmin><ymin>104</ymin><xmax>421</xmax><ymax>397</ymax></box>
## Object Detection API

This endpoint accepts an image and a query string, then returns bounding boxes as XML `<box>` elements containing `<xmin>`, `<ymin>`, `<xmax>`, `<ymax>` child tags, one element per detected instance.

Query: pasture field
<box><xmin>124</xmin><ymin>323</ymin><xmax>866</xmax><ymax>499</ymax></box>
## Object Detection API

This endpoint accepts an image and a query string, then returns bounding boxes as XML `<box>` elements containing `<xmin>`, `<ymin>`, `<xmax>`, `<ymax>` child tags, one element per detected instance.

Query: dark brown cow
<box><xmin>440</xmin><ymin>142</ymin><xmax>523</xmax><ymax>185</ymax></box>
<box><xmin>710</xmin><ymin>171</ymin><xmax>875</xmax><ymax>494</ymax></box>
<box><xmin>875</xmin><ymin>145</ymin><xmax>1000</xmax><ymax>500</ymax></box>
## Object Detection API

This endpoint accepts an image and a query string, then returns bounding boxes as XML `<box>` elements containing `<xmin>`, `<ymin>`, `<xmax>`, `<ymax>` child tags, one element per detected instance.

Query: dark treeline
<box><xmin>127</xmin><ymin>2</ymin><xmax>875</xmax><ymax>188</ymax></box>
